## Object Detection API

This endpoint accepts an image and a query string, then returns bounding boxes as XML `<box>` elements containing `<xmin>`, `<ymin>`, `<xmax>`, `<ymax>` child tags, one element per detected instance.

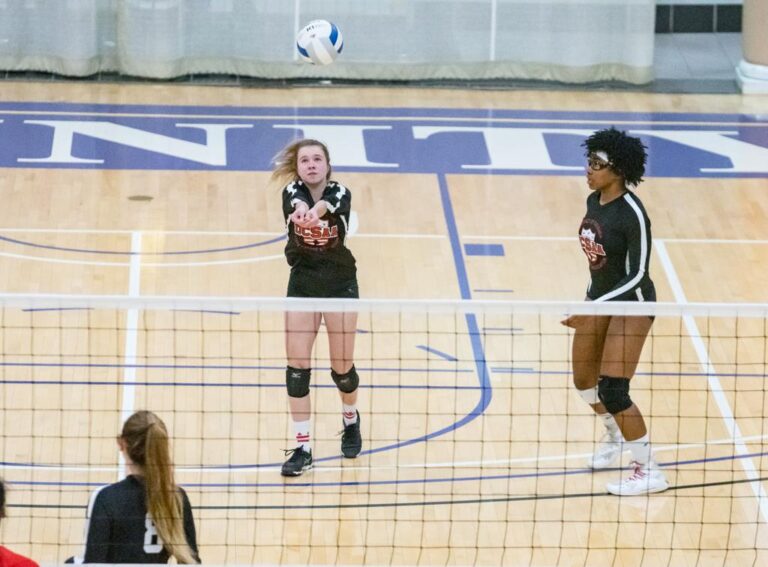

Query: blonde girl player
<box><xmin>70</xmin><ymin>411</ymin><xmax>199</xmax><ymax>563</ymax></box>
<box><xmin>272</xmin><ymin>138</ymin><xmax>362</xmax><ymax>477</ymax></box>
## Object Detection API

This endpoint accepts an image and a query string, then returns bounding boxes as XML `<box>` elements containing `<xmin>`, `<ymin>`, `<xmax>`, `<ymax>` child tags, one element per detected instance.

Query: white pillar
<box><xmin>736</xmin><ymin>0</ymin><xmax>768</xmax><ymax>93</ymax></box>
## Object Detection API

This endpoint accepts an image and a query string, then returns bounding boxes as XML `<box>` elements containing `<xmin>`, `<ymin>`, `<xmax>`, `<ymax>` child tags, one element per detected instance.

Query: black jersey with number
<box><xmin>578</xmin><ymin>190</ymin><xmax>656</xmax><ymax>302</ymax></box>
<box><xmin>81</xmin><ymin>475</ymin><xmax>199</xmax><ymax>564</ymax></box>
<box><xmin>282</xmin><ymin>179</ymin><xmax>356</xmax><ymax>280</ymax></box>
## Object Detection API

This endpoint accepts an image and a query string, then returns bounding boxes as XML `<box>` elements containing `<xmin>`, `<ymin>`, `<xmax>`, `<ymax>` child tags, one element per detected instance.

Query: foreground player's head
<box><xmin>272</xmin><ymin>138</ymin><xmax>332</xmax><ymax>185</ymax></box>
<box><xmin>582</xmin><ymin>127</ymin><xmax>647</xmax><ymax>187</ymax></box>
<box><xmin>119</xmin><ymin>410</ymin><xmax>171</xmax><ymax>468</ymax></box>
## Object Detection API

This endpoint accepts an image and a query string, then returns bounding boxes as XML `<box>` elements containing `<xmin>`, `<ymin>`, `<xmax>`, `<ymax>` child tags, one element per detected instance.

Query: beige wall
<box><xmin>743</xmin><ymin>0</ymin><xmax>768</xmax><ymax>65</ymax></box>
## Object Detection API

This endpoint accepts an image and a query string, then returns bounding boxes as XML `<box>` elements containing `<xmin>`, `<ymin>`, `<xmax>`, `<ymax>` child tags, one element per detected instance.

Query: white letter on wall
<box><xmin>273</xmin><ymin>124</ymin><xmax>397</xmax><ymax>167</ymax></box>
<box><xmin>19</xmin><ymin>121</ymin><xmax>253</xmax><ymax>165</ymax></box>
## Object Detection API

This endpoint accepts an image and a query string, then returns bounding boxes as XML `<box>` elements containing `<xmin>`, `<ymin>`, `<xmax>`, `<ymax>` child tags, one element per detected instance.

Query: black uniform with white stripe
<box><xmin>577</xmin><ymin>190</ymin><xmax>656</xmax><ymax>302</ymax></box>
<box><xmin>282</xmin><ymin>179</ymin><xmax>358</xmax><ymax>298</ymax></box>
<box><xmin>81</xmin><ymin>475</ymin><xmax>199</xmax><ymax>564</ymax></box>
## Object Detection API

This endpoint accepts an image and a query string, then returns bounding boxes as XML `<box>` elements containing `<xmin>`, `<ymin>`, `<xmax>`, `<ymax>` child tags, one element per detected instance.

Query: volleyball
<box><xmin>296</xmin><ymin>20</ymin><xmax>343</xmax><ymax>65</ymax></box>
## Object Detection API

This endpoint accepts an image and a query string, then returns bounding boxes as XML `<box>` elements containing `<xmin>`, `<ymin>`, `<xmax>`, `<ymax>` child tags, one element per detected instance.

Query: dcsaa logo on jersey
<box><xmin>295</xmin><ymin>219</ymin><xmax>339</xmax><ymax>247</ymax></box>
<box><xmin>579</xmin><ymin>222</ymin><xmax>606</xmax><ymax>268</ymax></box>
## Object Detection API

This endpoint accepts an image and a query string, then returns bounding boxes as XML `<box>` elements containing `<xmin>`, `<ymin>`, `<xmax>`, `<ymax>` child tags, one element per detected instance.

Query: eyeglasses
<box><xmin>587</xmin><ymin>156</ymin><xmax>612</xmax><ymax>171</ymax></box>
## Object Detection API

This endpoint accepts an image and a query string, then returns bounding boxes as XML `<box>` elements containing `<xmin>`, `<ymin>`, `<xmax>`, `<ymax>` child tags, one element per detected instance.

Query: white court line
<box><xmin>0</xmin><ymin>234</ymin><xmax>763</xmax><ymax>268</ymax></box>
<box><xmin>117</xmin><ymin>231</ymin><xmax>142</xmax><ymax>479</ymax></box>
<box><xmin>655</xmin><ymin>239</ymin><xmax>768</xmax><ymax>523</ymax></box>
<box><xmin>328</xmin><ymin>433</ymin><xmax>768</xmax><ymax>473</ymax></box>
<box><xmin>142</xmin><ymin>254</ymin><xmax>286</xmax><ymax>267</ymax></box>
<box><xmin>351</xmin><ymin>233</ymin><xmax>445</xmax><ymax>239</ymax></box>
<box><xmin>1</xmin><ymin>110</ymin><xmax>767</xmax><ymax>128</ymax></box>
<box><xmin>4</xmin><ymin>433</ymin><xmax>766</xmax><ymax>475</ymax></box>
<box><xmin>4</xmin><ymin>228</ymin><xmax>768</xmax><ymax>243</ymax></box>
<box><xmin>0</xmin><ymin>227</ymin><xmax>445</xmax><ymax>239</ymax></box>
<box><xmin>0</xmin><ymin>228</ymin><xmax>284</xmax><ymax>235</ymax></box>
<box><xmin>464</xmin><ymin>235</ymin><xmax>768</xmax><ymax>245</ymax></box>
<box><xmin>659</xmin><ymin>237</ymin><xmax>768</xmax><ymax>245</ymax></box>
<box><xmin>0</xmin><ymin>250</ymin><xmax>285</xmax><ymax>267</ymax></box>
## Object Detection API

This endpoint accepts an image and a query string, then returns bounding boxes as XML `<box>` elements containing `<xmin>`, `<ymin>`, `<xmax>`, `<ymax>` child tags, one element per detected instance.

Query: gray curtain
<box><xmin>0</xmin><ymin>0</ymin><xmax>655</xmax><ymax>84</ymax></box>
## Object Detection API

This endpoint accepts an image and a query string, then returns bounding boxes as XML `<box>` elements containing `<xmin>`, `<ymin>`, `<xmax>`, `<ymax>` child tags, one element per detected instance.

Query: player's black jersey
<box><xmin>578</xmin><ymin>190</ymin><xmax>656</xmax><ymax>302</ymax></box>
<box><xmin>282</xmin><ymin>179</ymin><xmax>356</xmax><ymax>278</ymax></box>
<box><xmin>81</xmin><ymin>475</ymin><xmax>199</xmax><ymax>564</ymax></box>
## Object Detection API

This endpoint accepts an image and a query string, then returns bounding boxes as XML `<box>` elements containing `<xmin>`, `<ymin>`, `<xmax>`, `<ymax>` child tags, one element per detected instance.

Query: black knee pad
<box><xmin>598</xmin><ymin>376</ymin><xmax>633</xmax><ymax>414</ymax></box>
<box><xmin>286</xmin><ymin>366</ymin><xmax>311</xmax><ymax>398</ymax></box>
<box><xmin>331</xmin><ymin>365</ymin><xmax>359</xmax><ymax>393</ymax></box>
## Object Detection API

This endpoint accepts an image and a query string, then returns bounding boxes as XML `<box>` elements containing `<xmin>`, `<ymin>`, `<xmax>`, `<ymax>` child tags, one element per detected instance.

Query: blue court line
<box><xmin>420</xmin><ymin>172</ymin><xmax>492</xmax><ymax>437</ymax></box>
<box><xmin>0</xmin><ymin>379</ymin><xmax>478</xmax><ymax>390</ymax></box>
<box><xmin>22</xmin><ymin>307</ymin><xmax>92</xmax><ymax>312</ymax></box>
<box><xmin>415</xmin><ymin>345</ymin><xmax>458</xmax><ymax>362</ymax></box>
<box><xmin>5</xmin><ymin>451</ymin><xmax>765</xmax><ymax>491</ymax></box>
<box><xmin>437</xmin><ymin>173</ymin><xmax>472</xmax><ymax>301</ymax></box>
<box><xmin>0</xmin><ymin>362</ymin><xmax>762</xmax><ymax>380</ymax></box>
<box><xmin>0</xmin><ymin>233</ymin><xmax>285</xmax><ymax>256</ymax></box>
<box><xmin>22</xmin><ymin>308</ymin><xmax>242</xmax><ymax>315</ymax></box>
<box><xmin>464</xmin><ymin>243</ymin><xmax>505</xmax><ymax>256</ymax></box>
<box><xmin>0</xmin><ymin>362</ymin><xmax>763</xmax><ymax>379</ymax></box>
<box><xmin>0</xmin><ymin>362</ymin><xmax>470</xmax><ymax>372</ymax></box>
<box><xmin>489</xmin><ymin>368</ymin><xmax>768</xmax><ymax>379</ymax></box>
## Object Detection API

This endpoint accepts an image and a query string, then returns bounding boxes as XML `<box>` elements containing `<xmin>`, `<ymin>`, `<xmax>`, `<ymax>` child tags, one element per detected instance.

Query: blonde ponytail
<box><xmin>122</xmin><ymin>411</ymin><xmax>196</xmax><ymax>564</ymax></box>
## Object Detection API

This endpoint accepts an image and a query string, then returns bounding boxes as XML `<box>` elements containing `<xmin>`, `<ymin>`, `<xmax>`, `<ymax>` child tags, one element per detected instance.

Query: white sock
<box><xmin>627</xmin><ymin>433</ymin><xmax>652</xmax><ymax>465</ymax></box>
<box><xmin>342</xmin><ymin>404</ymin><xmax>358</xmax><ymax>426</ymax></box>
<box><xmin>293</xmin><ymin>420</ymin><xmax>311</xmax><ymax>452</ymax></box>
<box><xmin>598</xmin><ymin>413</ymin><xmax>622</xmax><ymax>438</ymax></box>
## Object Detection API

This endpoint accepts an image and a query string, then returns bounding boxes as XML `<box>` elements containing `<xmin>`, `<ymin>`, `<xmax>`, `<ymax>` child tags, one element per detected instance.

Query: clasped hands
<box><xmin>290</xmin><ymin>201</ymin><xmax>328</xmax><ymax>228</ymax></box>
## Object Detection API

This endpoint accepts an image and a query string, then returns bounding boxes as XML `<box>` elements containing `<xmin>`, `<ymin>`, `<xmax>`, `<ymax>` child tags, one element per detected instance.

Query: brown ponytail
<box><xmin>121</xmin><ymin>411</ymin><xmax>196</xmax><ymax>564</ymax></box>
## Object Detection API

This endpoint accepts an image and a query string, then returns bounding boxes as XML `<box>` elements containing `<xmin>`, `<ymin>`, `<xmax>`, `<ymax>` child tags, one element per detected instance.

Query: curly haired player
<box><xmin>562</xmin><ymin>127</ymin><xmax>669</xmax><ymax>496</ymax></box>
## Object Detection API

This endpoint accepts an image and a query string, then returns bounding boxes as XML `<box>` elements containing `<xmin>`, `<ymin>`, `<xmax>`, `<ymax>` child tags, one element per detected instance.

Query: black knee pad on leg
<box><xmin>286</xmin><ymin>366</ymin><xmax>311</xmax><ymax>398</ymax></box>
<box><xmin>598</xmin><ymin>376</ymin><xmax>632</xmax><ymax>414</ymax></box>
<box><xmin>331</xmin><ymin>365</ymin><xmax>359</xmax><ymax>393</ymax></box>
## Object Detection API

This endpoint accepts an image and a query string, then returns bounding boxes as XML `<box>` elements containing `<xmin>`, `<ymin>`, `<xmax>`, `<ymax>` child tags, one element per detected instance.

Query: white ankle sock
<box><xmin>293</xmin><ymin>420</ymin><xmax>311</xmax><ymax>452</ymax></box>
<box><xmin>628</xmin><ymin>433</ymin><xmax>652</xmax><ymax>465</ymax></box>
<box><xmin>598</xmin><ymin>413</ymin><xmax>621</xmax><ymax>438</ymax></box>
<box><xmin>342</xmin><ymin>404</ymin><xmax>358</xmax><ymax>426</ymax></box>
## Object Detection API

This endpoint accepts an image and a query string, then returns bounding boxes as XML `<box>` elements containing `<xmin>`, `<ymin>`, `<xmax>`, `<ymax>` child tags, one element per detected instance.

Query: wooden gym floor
<box><xmin>0</xmin><ymin>81</ymin><xmax>766</xmax><ymax>566</ymax></box>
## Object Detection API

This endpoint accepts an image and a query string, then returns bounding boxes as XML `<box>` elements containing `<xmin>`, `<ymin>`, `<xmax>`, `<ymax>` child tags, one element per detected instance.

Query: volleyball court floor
<box><xmin>0</xmin><ymin>82</ymin><xmax>767</xmax><ymax>566</ymax></box>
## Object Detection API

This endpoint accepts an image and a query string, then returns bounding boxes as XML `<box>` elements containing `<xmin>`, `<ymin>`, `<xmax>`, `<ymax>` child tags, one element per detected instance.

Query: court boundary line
<box><xmin>0</xmin><ymin>434</ymin><xmax>768</xmax><ymax>480</ymax></box>
<box><xmin>2</xmin><ymin>108</ymin><xmax>768</xmax><ymax>128</ymax></box>
<box><xmin>655</xmin><ymin>239</ymin><xmax>768</xmax><ymax>523</ymax></box>
<box><xmin>117</xmin><ymin>231</ymin><xmax>141</xmax><ymax>479</ymax></box>
<box><xmin>3</xmin><ymin>228</ymin><xmax>768</xmax><ymax>244</ymax></box>
<box><xmin>0</xmin><ymin>250</ymin><xmax>285</xmax><ymax>267</ymax></box>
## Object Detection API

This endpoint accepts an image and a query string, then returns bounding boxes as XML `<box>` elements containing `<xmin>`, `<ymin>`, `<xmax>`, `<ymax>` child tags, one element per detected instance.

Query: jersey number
<box><xmin>144</xmin><ymin>516</ymin><xmax>164</xmax><ymax>553</ymax></box>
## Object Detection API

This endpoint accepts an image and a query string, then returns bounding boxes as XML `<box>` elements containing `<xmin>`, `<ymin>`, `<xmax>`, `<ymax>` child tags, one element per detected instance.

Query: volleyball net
<box><xmin>1</xmin><ymin>294</ymin><xmax>767</xmax><ymax>566</ymax></box>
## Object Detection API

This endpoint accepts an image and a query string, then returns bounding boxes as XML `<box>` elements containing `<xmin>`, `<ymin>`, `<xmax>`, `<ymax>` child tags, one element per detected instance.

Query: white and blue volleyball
<box><xmin>296</xmin><ymin>20</ymin><xmax>343</xmax><ymax>65</ymax></box>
